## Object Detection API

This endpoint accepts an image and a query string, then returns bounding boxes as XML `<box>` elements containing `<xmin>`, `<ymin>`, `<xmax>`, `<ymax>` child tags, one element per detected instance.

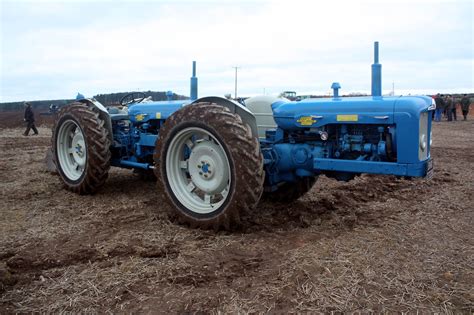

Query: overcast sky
<box><xmin>1</xmin><ymin>0</ymin><xmax>473</xmax><ymax>102</ymax></box>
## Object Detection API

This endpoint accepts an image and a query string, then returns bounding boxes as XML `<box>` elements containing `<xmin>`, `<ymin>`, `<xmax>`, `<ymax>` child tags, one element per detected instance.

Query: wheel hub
<box><xmin>188</xmin><ymin>141</ymin><xmax>229</xmax><ymax>194</ymax></box>
<box><xmin>71</xmin><ymin>133</ymin><xmax>86</xmax><ymax>166</ymax></box>
<box><xmin>198</xmin><ymin>160</ymin><xmax>213</xmax><ymax>178</ymax></box>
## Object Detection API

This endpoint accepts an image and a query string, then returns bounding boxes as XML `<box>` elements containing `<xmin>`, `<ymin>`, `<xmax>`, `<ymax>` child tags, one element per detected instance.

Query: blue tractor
<box><xmin>51</xmin><ymin>42</ymin><xmax>434</xmax><ymax>229</ymax></box>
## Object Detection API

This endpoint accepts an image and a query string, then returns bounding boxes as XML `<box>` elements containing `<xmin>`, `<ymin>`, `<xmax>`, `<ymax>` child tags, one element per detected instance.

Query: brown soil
<box><xmin>0</xmin><ymin>120</ymin><xmax>473</xmax><ymax>313</ymax></box>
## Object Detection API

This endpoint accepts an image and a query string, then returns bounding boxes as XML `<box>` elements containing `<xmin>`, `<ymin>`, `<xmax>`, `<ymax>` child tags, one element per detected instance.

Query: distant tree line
<box><xmin>94</xmin><ymin>90</ymin><xmax>188</xmax><ymax>106</ymax></box>
<box><xmin>0</xmin><ymin>99</ymin><xmax>73</xmax><ymax>112</ymax></box>
<box><xmin>0</xmin><ymin>91</ymin><xmax>188</xmax><ymax>112</ymax></box>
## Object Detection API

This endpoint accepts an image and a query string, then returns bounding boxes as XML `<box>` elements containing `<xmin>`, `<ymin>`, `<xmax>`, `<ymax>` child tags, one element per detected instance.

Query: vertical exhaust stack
<box><xmin>331</xmin><ymin>82</ymin><xmax>341</xmax><ymax>98</ymax></box>
<box><xmin>190</xmin><ymin>61</ymin><xmax>198</xmax><ymax>101</ymax></box>
<box><xmin>371</xmin><ymin>41</ymin><xmax>382</xmax><ymax>97</ymax></box>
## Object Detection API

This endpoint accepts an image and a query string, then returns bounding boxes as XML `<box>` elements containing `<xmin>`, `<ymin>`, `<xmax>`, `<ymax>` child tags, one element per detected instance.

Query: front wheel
<box><xmin>52</xmin><ymin>102</ymin><xmax>111</xmax><ymax>194</ymax></box>
<box><xmin>154</xmin><ymin>103</ymin><xmax>264</xmax><ymax>230</ymax></box>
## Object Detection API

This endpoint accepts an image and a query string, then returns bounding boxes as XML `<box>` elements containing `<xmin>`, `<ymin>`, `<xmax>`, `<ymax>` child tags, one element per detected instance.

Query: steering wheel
<box><xmin>120</xmin><ymin>92</ymin><xmax>146</xmax><ymax>106</ymax></box>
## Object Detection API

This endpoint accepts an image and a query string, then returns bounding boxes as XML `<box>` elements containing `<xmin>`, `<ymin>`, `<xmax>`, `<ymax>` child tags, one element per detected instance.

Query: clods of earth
<box><xmin>0</xmin><ymin>114</ymin><xmax>473</xmax><ymax>313</ymax></box>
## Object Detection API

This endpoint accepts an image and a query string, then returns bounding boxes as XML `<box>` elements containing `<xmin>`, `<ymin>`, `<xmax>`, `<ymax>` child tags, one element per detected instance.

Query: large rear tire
<box><xmin>52</xmin><ymin>102</ymin><xmax>111</xmax><ymax>194</ymax></box>
<box><xmin>264</xmin><ymin>177</ymin><xmax>317</xmax><ymax>203</ymax></box>
<box><xmin>154</xmin><ymin>103</ymin><xmax>264</xmax><ymax>230</ymax></box>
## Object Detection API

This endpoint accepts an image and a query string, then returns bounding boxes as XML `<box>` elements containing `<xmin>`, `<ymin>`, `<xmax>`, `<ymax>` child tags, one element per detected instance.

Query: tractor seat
<box><xmin>108</xmin><ymin>107</ymin><xmax>129</xmax><ymax>120</ymax></box>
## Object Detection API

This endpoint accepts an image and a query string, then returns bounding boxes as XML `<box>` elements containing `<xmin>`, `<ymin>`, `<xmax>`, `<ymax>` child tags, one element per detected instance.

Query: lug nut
<box><xmin>199</xmin><ymin>172</ymin><xmax>203</xmax><ymax>175</ymax></box>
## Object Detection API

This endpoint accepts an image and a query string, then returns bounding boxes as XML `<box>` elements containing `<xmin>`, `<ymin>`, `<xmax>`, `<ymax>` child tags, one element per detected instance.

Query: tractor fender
<box><xmin>191</xmin><ymin>96</ymin><xmax>258</xmax><ymax>139</ymax></box>
<box><xmin>76</xmin><ymin>98</ymin><xmax>114</xmax><ymax>142</ymax></box>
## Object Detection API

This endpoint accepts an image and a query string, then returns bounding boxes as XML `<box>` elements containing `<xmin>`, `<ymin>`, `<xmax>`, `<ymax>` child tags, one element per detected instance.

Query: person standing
<box><xmin>434</xmin><ymin>94</ymin><xmax>445</xmax><ymax>122</ymax></box>
<box><xmin>452</xmin><ymin>96</ymin><xmax>458</xmax><ymax>121</ymax></box>
<box><xmin>460</xmin><ymin>94</ymin><xmax>471</xmax><ymax>120</ymax></box>
<box><xmin>23</xmin><ymin>102</ymin><xmax>38</xmax><ymax>136</ymax></box>
<box><xmin>442</xmin><ymin>94</ymin><xmax>449</xmax><ymax>119</ymax></box>
<box><xmin>446</xmin><ymin>95</ymin><xmax>453</xmax><ymax>121</ymax></box>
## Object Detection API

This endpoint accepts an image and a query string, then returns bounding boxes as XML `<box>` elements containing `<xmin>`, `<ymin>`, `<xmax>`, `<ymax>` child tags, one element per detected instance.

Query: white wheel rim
<box><xmin>166</xmin><ymin>127</ymin><xmax>231</xmax><ymax>214</ymax></box>
<box><xmin>57</xmin><ymin>119</ymin><xmax>86</xmax><ymax>181</ymax></box>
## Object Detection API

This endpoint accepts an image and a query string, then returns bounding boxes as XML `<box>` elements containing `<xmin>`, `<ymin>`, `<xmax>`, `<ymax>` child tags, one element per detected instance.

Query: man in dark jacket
<box><xmin>434</xmin><ymin>94</ymin><xmax>445</xmax><ymax>122</ymax></box>
<box><xmin>460</xmin><ymin>94</ymin><xmax>470</xmax><ymax>120</ymax></box>
<box><xmin>452</xmin><ymin>96</ymin><xmax>458</xmax><ymax>121</ymax></box>
<box><xmin>446</xmin><ymin>95</ymin><xmax>454</xmax><ymax>121</ymax></box>
<box><xmin>23</xmin><ymin>102</ymin><xmax>38</xmax><ymax>136</ymax></box>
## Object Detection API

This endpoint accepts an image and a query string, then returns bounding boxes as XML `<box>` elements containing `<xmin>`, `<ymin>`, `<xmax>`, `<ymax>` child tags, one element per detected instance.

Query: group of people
<box><xmin>433</xmin><ymin>94</ymin><xmax>471</xmax><ymax>122</ymax></box>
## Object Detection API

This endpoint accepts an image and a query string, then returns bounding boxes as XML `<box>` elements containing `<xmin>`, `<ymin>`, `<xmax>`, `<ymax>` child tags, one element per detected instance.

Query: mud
<box><xmin>0</xmin><ymin>120</ymin><xmax>473</xmax><ymax>313</ymax></box>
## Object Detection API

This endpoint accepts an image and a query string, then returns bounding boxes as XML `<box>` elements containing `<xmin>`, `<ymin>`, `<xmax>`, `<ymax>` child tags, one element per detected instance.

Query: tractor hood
<box><xmin>128</xmin><ymin>100</ymin><xmax>190</xmax><ymax>123</ymax></box>
<box><xmin>271</xmin><ymin>95</ymin><xmax>433</xmax><ymax>130</ymax></box>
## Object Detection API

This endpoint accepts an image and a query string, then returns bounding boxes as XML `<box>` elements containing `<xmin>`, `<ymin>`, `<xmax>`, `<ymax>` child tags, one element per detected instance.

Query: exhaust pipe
<box><xmin>190</xmin><ymin>61</ymin><xmax>198</xmax><ymax>100</ymax></box>
<box><xmin>371</xmin><ymin>41</ymin><xmax>382</xmax><ymax>97</ymax></box>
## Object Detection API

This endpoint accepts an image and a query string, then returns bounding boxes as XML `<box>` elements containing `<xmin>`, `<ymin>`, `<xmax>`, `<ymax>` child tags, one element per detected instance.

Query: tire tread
<box><xmin>52</xmin><ymin>102</ymin><xmax>111</xmax><ymax>194</ymax></box>
<box><xmin>154</xmin><ymin>102</ymin><xmax>264</xmax><ymax>230</ymax></box>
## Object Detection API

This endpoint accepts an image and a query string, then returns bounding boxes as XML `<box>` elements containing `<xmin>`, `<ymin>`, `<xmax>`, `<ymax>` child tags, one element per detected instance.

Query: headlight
<box><xmin>419</xmin><ymin>112</ymin><xmax>429</xmax><ymax>160</ymax></box>
<box><xmin>420</xmin><ymin>134</ymin><xmax>427</xmax><ymax>151</ymax></box>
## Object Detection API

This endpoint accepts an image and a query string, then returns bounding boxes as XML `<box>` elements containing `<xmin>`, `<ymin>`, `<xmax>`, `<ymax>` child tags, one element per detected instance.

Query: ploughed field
<box><xmin>0</xmin><ymin>117</ymin><xmax>473</xmax><ymax>313</ymax></box>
